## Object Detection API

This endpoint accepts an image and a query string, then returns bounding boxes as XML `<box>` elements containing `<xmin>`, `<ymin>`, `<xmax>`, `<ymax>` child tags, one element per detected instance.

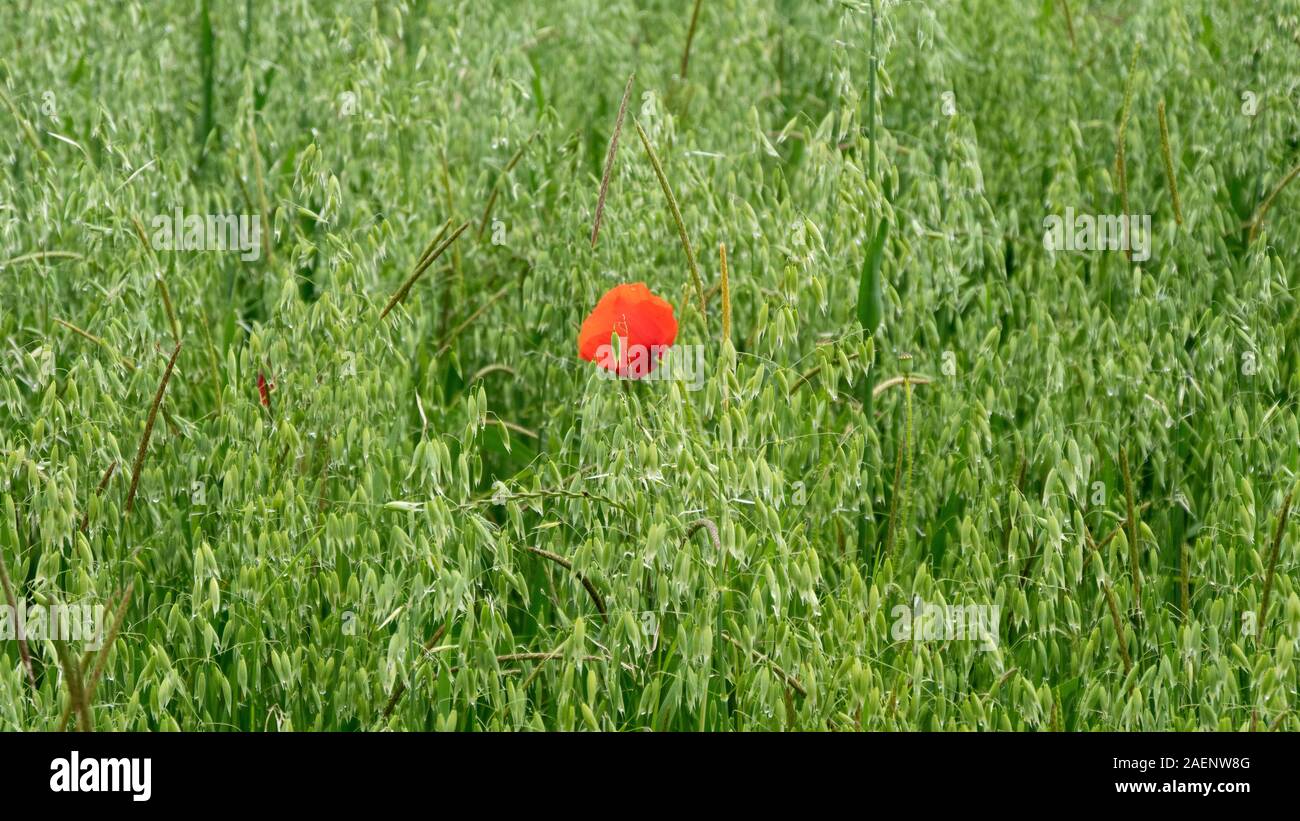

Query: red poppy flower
<box><xmin>578</xmin><ymin>283</ymin><xmax>678</xmax><ymax>378</ymax></box>
<box><xmin>257</xmin><ymin>372</ymin><xmax>272</xmax><ymax>408</ymax></box>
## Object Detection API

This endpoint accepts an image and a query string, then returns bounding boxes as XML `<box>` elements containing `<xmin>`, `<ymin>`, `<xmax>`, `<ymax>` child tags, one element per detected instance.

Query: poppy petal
<box><xmin>578</xmin><ymin>283</ymin><xmax>678</xmax><ymax>377</ymax></box>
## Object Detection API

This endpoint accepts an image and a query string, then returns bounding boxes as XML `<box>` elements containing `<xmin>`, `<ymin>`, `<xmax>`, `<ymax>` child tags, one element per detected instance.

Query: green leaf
<box><xmin>856</xmin><ymin>218</ymin><xmax>889</xmax><ymax>333</ymax></box>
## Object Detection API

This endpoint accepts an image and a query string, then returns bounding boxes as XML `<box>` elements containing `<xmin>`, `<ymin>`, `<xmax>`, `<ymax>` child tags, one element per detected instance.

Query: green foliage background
<box><xmin>2</xmin><ymin>0</ymin><xmax>1299</xmax><ymax>730</ymax></box>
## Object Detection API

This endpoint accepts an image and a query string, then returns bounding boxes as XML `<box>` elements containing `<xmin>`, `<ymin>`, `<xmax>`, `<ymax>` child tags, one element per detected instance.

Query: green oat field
<box><xmin>2</xmin><ymin>0</ymin><xmax>1300</xmax><ymax>731</ymax></box>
